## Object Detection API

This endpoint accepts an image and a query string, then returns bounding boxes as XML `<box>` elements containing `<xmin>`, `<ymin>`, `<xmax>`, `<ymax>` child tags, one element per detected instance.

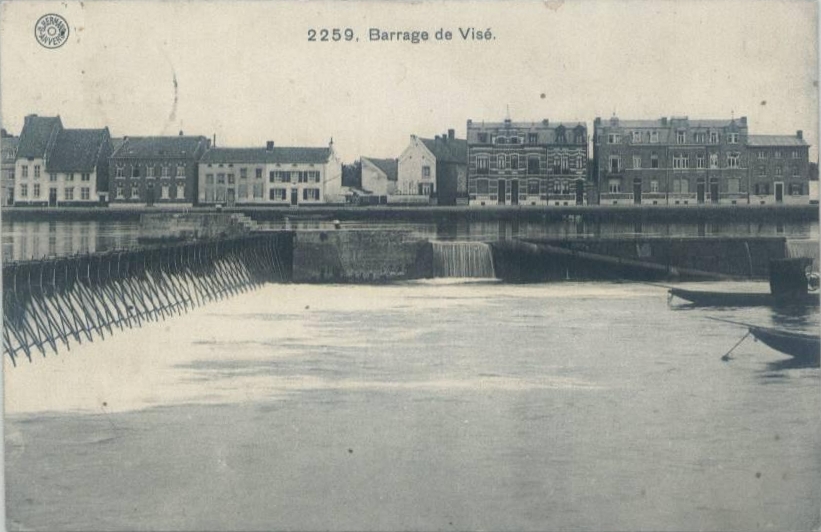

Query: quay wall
<box><xmin>291</xmin><ymin>230</ymin><xmax>432</xmax><ymax>283</ymax></box>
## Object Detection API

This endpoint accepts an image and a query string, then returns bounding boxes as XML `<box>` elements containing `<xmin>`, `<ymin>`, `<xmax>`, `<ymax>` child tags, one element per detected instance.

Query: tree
<box><xmin>341</xmin><ymin>160</ymin><xmax>362</xmax><ymax>188</ymax></box>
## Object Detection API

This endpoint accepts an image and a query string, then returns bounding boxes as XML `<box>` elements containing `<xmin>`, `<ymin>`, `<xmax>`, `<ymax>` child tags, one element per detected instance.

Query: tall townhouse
<box><xmin>109</xmin><ymin>134</ymin><xmax>210</xmax><ymax>207</ymax></box>
<box><xmin>197</xmin><ymin>140</ymin><xmax>343</xmax><ymax>206</ymax></box>
<box><xmin>467</xmin><ymin>118</ymin><xmax>588</xmax><ymax>206</ymax></box>
<box><xmin>593</xmin><ymin>115</ymin><xmax>748</xmax><ymax>205</ymax></box>
<box><xmin>396</xmin><ymin>130</ymin><xmax>467</xmax><ymax>205</ymax></box>
<box><xmin>1</xmin><ymin>129</ymin><xmax>18</xmax><ymax>206</ymax></box>
<box><xmin>14</xmin><ymin>114</ymin><xmax>112</xmax><ymax>207</ymax></box>
<box><xmin>747</xmin><ymin>131</ymin><xmax>811</xmax><ymax>204</ymax></box>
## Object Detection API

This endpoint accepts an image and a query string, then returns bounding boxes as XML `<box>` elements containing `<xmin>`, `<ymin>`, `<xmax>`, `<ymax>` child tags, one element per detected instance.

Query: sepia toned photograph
<box><xmin>1</xmin><ymin>0</ymin><xmax>819</xmax><ymax>530</ymax></box>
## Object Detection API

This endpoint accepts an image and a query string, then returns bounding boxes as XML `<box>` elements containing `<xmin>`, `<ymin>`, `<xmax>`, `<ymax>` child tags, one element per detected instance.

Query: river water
<box><xmin>5</xmin><ymin>281</ymin><xmax>820</xmax><ymax>531</ymax></box>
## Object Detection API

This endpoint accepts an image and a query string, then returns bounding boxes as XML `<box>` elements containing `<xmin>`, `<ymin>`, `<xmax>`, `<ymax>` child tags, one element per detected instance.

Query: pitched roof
<box><xmin>420</xmin><ymin>138</ymin><xmax>467</xmax><ymax>164</ymax></box>
<box><xmin>111</xmin><ymin>136</ymin><xmax>208</xmax><ymax>160</ymax></box>
<box><xmin>362</xmin><ymin>157</ymin><xmax>398</xmax><ymax>181</ymax></box>
<box><xmin>1</xmin><ymin>137</ymin><xmax>19</xmax><ymax>164</ymax></box>
<box><xmin>46</xmin><ymin>129</ymin><xmax>110</xmax><ymax>172</ymax></box>
<box><xmin>747</xmin><ymin>135</ymin><xmax>808</xmax><ymax>147</ymax></box>
<box><xmin>17</xmin><ymin>115</ymin><xmax>62</xmax><ymax>159</ymax></box>
<box><xmin>200</xmin><ymin>146</ymin><xmax>331</xmax><ymax>165</ymax></box>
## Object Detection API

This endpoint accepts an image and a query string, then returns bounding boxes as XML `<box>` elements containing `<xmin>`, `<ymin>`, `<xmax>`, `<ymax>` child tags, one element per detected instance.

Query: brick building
<box><xmin>747</xmin><ymin>132</ymin><xmax>811</xmax><ymax>204</ymax></box>
<box><xmin>467</xmin><ymin>118</ymin><xmax>588</xmax><ymax>206</ymax></box>
<box><xmin>197</xmin><ymin>140</ymin><xmax>342</xmax><ymax>206</ymax></box>
<box><xmin>14</xmin><ymin>115</ymin><xmax>112</xmax><ymax>207</ymax></box>
<box><xmin>109</xmin><ymin>134</ymin><xmax>210</xmax><ymax>207</ymax></box>
<box><xmin>593</xmin><ymin>116</ymin><xmax>749</xmax><ymax>205</ymax></box>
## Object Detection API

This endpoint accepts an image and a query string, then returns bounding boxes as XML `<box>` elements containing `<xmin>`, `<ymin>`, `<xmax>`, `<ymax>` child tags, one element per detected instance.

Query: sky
<box><xmin>1</xmin><ymin>0</ymin><xmax>818</xmax><ymax>163</ymax></box>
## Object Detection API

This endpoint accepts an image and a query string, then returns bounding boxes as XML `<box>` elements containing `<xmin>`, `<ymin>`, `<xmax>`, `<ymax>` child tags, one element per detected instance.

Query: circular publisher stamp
<box><xmin>34</xmin><ymin>14</ymin><xmax>69</xmax><ymax>49</ymax></box>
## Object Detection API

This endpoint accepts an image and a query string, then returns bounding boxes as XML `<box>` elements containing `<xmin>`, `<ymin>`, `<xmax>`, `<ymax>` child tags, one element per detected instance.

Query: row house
<box><xmin>396</xmin><ymin>130</ymin><xmax>467</xmax><ymax>205</ymax></box>
<box><xmin>747</xmin><ymin>132</ymin><xmax>810</xmax><ymax>204</ymax></box>
<box><xmin>109</xmin><ymin>134</ymin><xmax>210</xmax><ymax>207</ymax></box>
<box><xmin>1</xmin><ymin>129</ymin><xmax>18</xmax><ymax>206</ymax></box>
<box><xmin>360</xmin><ymin>157</ymin><xmax>398</xmax><ymax>196</ymax></box>
<box><xmin>467</xmin><ymin>118</ymin><xmax>588</xmax><ymax>206</ymax></box>
<box><xmin>593</xmin><ymin>116</ymin><xmax>750</xmax><ymax>205</ymax></box>
<box><xmin>197</xmin><ymin>140</ymin><xmax>342</xmax><ymax>206</ymax></box>
<box><xmin>14</xmin><ymin>115</ymin><xmax>112</xmax><ymax>207</ymax></box>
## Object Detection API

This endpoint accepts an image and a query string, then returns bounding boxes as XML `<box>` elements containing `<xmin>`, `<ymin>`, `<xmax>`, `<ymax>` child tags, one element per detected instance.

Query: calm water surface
<box><xmin>5</xmin><ymin>282</ymin><xmax>820</xmax><ymax>531</ymax></box>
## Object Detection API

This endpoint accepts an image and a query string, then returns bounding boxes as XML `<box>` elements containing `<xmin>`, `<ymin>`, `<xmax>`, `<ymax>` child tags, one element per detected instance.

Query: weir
<box><xmin>2</xmin><ymin>232</ymin><xmax>293</xmax><ymax>365</ymax></box>
<box><xmin>431</xmin><ymin>241</ymin><xmax>496</xmax><ymax>278</ymax></box>
<box><xmin>786</xmin><ymin>239</ymin><xmax>820</xmax><ymax>271</ymax></box>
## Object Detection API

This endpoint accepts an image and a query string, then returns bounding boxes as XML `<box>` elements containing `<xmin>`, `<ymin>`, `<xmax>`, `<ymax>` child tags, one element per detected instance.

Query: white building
<box><xmin>360</xmin><ymin>157</ymin><xmax>397</xmax><ymax>196</ymax></box>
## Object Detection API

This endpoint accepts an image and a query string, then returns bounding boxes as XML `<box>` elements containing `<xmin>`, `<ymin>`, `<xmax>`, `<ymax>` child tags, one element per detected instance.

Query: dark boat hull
<box><xmin>670</xmin><ymin>288</ymin><xmax>820</xmax><ymax>308</ymax></box>
<box><xmin>749</xmin><ymin>326</ymin><xmax>820</xmax><ymax>363</ymax></box>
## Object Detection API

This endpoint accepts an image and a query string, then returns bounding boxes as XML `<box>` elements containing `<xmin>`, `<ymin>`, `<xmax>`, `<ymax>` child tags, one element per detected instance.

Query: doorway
<box><xmin>575</xmin><ymin>180</ymin><xmax>584</xmax><ymax>205</ymax></box>
<box><xmin>775</xmin><ymin>182</ymin><xmax>784</xmax><ymax>203</ymax></box>
<box><xmin>710</xmin><ymin>178</ymin><xmax>719</xmax><ymax>204</ymax></box>
<box><xmin>510</xmin><ymin>180</ymin><xmax>519</xmax><ymax>206</ymax></box>
<box><xmin>633</xmin><ymin>178</ymin><xmax>642</xmax><ymax>205</ymax></box>
<box><xmin>290</xmin><ymin>188</ymin><xmax>299</xmax><ymax>206</ymax></box>
<box><xmin>497</xmin><ymin>179</ymin><xmax>506</xmax><ymax>205</ymax></box>
<box><xmin>696</xmin><ymin>181</ymin><xmax>705</xmax><ymax>204</ymax></box>
<box><xmin>48</xmin><ymin>188</ymin><xmax>57</xmax><ymax>207</ymax></box>
<box><xmin>227</xmin><ymin>189</ymin><xmax>235</xmax><ymax>207</ymax></box>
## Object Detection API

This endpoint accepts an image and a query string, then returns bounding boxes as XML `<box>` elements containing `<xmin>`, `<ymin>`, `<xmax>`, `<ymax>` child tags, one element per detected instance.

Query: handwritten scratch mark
<box><xmin>544</xmin><ymin>0</ymin><xmax>564</xmax><ymax>11</ymax></box>
<box><xmin>167</xmin><ymin>72</ymin><xmax>179</xmax><ymax>124</ymax></box>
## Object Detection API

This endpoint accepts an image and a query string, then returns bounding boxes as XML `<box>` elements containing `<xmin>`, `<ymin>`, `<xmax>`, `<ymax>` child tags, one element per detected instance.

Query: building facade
<box><xmin>360</xmin><ymin>157</ymin><xmax>398</xmax><ymax>197</ymax></box>
<box><xmin>467</xmin><ymin>118</ymin><xmax>588</xmax><ymax>206</ymax></box>
<box><xmin>593</xmin><ymin>116</ymin><xmax>749</xmax><ymax>205</ymax></box>
<box><xmin>109</xmin><ymin>135</ymin><xmax>210</xmax><ymax>207</ymax></box>
<box><xmin>396</xmin><ymin>130</ymin><xmax>467</xmax><ymax>205</ymax></box>
<box><xmin>1</xmin><ymin>130</ymin><xmax>18</xmax><ymax>206</ymax></box>
<box><xmin>14</xmin><ymin>114</ymin><xmax>112</xmax><ymax>207</ymax></box>
<box><xmin>197</xmin><ymin>141</ymin><xmax>343</xmax><ymax>206</ymax></box>
<box><xmin>747</xmin><ymin>132</ymin><xmax>811</xmax><ymax>204</ymax></box>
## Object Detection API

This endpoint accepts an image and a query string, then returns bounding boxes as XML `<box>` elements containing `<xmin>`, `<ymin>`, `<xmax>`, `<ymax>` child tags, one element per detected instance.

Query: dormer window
<box><xmin>676</xmin><ymin>131</ymin><xmax>686</xmax><ymax>144</ymax></box>
<box><xmin>496</xmin><ymin>136</ymin><xmax>507</xmax><ymax>145</ymax></box>
<box><xmin>632</xmin><ymin>131</ymin><xmax>641</xmax><ymax>143</ymax></box>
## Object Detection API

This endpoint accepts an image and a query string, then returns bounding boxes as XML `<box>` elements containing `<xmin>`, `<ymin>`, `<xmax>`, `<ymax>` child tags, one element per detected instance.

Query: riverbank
<box><xmin>2</xmin><ymin>203</ymin><xmax>818</xmax><ymax>223</ymax></box>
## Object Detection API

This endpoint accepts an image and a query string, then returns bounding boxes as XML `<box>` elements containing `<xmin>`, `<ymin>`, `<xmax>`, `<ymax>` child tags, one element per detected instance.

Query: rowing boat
<box><xmin>669</xmin><ymin>287</ymin><xmax>819</xmax><ymax>307</ymax></box>
<box><xmin>749</xmin><ymin>325</ymin><xmax>820</xmax><ymax>364</ymax></box>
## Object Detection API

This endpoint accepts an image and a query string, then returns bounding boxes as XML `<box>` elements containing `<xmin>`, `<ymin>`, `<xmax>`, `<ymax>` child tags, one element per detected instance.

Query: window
<box><xmin>64</xmin><ymin>187</ymin><xmax>74</xmax><ymax>200</ymax></box>
<box><xmin>217</xmin><ymin>173</ymin><xmax>226</xmax><ymax>184</ymax></box>
<box><xmin>791</xmin><ymin>183</ymin><xmax>803</xmax><ymax>195</ymax></box>
<box><xmin>477</xmin><ymin>156</ymin><xmax>489</xmax><ymax>175</ymax></box>
<box><xmin>727</xmin><ymin>178</ymin><xmax>740</xmax><ymax>194</ymax></box>
<box><xmin>758</xmin><ymin>166</ymin><xmax>765</xmax><ymax>176</ymax></box>
<box><xmin>253</xmin><ymin>183</ymin><xmax>264</xmax><ymax>198</ymax></box>
<box><xmin>422</xmin><ymin>165</ymin><xmax>431</xmax><ymax>178</ymax></box>
<box><xmin>20</xmin><ymin>184</ymin><xmax>27</xmax><ymax>197</ymax></box>
<box><xmin>709</xmin><ymin>153</ymin><xmax>719</xmax><ymax>169</ymax></box>
<box><xmin>553</xmin><ymin>181</ymin><xmax>563</xmax><ymax>194</ymax></box>
<box><xmin>478</xmin><ymin>133</ymin><xmax>488</xmax><ymax>143</ymax></box>
<box><xmin>161</xmin><ymin>185</ymin><xmax>170</xmax><ymax>199</ymax></box>
<box><xmin>303</xmin><ymin>188</ymin><xmax>320</xmax><ymax>200</ymax></box>
<box><xmin>561</xmin><ymin>156</ymin><xmax>569</xmax><ymax>172</ymax></box>
<box><xmin>81</xmin><ymin>173</ymin><xmax>90</xmax><ymax>182</ymax></box>
<box><xmin>727</xmin><ymin>153</ymin><xmax>740</xmax><ymax>169</ymax></box>
<box><xmin>576</xmin><ymin>156</ymin><xmax>583</xmax><ymax>170</ymax></box>
<box><xmin>33</xmin><ymin>184</ymin><xmax>40</xmax><ymax>197</ymax></box>
<box><xmin>238</xmin><ymin>183</ymin><xmax>248</xmax><ymax>199</ymax></box>
<box><xmin>528</xmin><ymin>180</ymin><xmax>539</xmax><ymax>195</ymax></box>
<box><xmin>497</xmin><ymin>155</ymin><xmax>506</xmax><ymax>169</ymax></box>
<box><xmin>131</xmin><ymin>185</ymin><xmax>140</xmax><ymax>199</ymax></box>
<box><xmin>49</xmin><ymin>173</ymin><xmax>57</xmax><ymax>182</ymax></box>
<box><xmin>161</xmin><ymin>166</ymin><xmax>170</xmax><ymax>178</ymax></box>
<box><xmin>791</xmin><ymin>150</ymin><xmax>800</xmax><ymax>159</ymax></box>
<box><xmin>755</xmin><ymin>183</ymin><xmax>771</xmax><ymax>195</ymax></box>
<box><xmin>728</xmin><ymin>133</ymin><xmax>739</xmax><ymax>144</ymax></box>
<box><xmin>240</xmin><ymin>168</ymin><xmax>248</xmax><ymax>179</ymax></box>
<box><xmin>34</xmin><ymin>165</ymin><xmax>41</xmax><ymax>178</ymax></box>
<box><xmin>607</xmin><ymin>133</ymin><xmax>620</xmax><ymax>144</ymax></box>
<box><xmin>176</xmin><ymin>164</ymin><xmax>185</xmax><ymax>177</ymax></box>
<box><xmin>696</xmin><ymin>153</ymin><xmax>706</xmax><ymax>169</ymax></box>
<box><xmin>527</xmin><ymin>133</ymin><xmax>537</xmax><ymax>144</ymax></box>
<box><xmin>204</xmin><ymin>188</ymin><xmax>214</xmax><ymax>202</ymax></box>
<box><xmin>146</xmin><ymin>166</ymin><xmax>155</xmax><ymax>178</ymax></box>
<box><xmin>651</xmin><ymin>154</ymin><xmax>659</xmax><ymax>169</ymax></box>
<box><xmin>510</xmin><ymin>154</ymin><xmax>519</xmax><ymax>170</ymax></box>
<box><xmin>650</xmin><ymin>131</ymin><xmax>659</xmax><ymax>143</ymax></box>
<box><xmin>609</xmin><ymin>156</ymin><xmax>620</xmax><ymax>173</ymax></box>
<box><xmin>64</xmin><ymin>173</ymin><xmax>74</xmax><ymax>182</ymax></box>
<box><xmin>177</xmin><ymin>184</ymin><xmax>185</xmax><ymax>199</ymax></box>
<box><xmin>216</xmin><ymin>187</ymin><xmax>225</xmax><ymax>202</ymax></box>
<box><xmin>116</xmin><ymin>186</ymin><xmax>124</xmax><ymax>199</ymax></box>
<box><xmin>608</xmin><ymin>179</ymin><xmax>621</xmax><ymax>193</ymax></box>
<box><xmin>676</xmin><ymin>131</ymin><xmax>686</xmax><ymax>144</ymax></box>
<box><xmin>672</xmin><ymin>178</ymin><xmax>689</xmax><ymax>194</ymax></box>
<box><xmin>527</xmin><ymin>156</ymin><xmax>540</xmax><ymax>175</ymax></box>
<box><xmin>673</xmin><ymin>153</ymin><xmax>688</xmax><ymax>169</ymax></box>
<box><xmin>632</xmin><ymin>131</ymin><xmax>641</xmax><ymax>143</ymax></box>
<box><xmin>694</xmin><ymin>132</ymin><xmax>706</xmax><ymax>143</ymax></box>
<box><xmin>269</xmin><ymin>188</ymin><xmax>286</xmax><ymax>201</ymax></box>
<box><xmin>709</xmin><ymin>131</ymin><xmax>718</xmax><ymax>144</ymax></box>
<box><xmin>309</xmin><ymin>171</ymin><xmax>321</xmax><ymax>182</ymax></box>
<box><xmin>650</xmin><ymin>180</ymin><xmax>659</xmax><ymax>193</ymax></box>
<box><xmin>206</xmin><ymin>173</ymin><xmax>214</xmax><ymax>185</ymax></box>
<box><xmin>476</xmin><ymin>179</ymin><xmax>489</xmax><ymax>194</ymax></box>
<box><xmin>228</xmin><ymin>174</ymin><xmax>235</xmax><ymax>184</ymax></box>
<box><xmin>758</xmin><ymin>151</ymin><xmax>766</xmax><ymax>159</ymax></box>
<box><xmin>255</xmin><ymin>168</ymin><xmax>263</xmax><ymax>179</ymax></box>
<box><xmin>132</xmin><ymin>165</ymin><xmax>140</xmax><ymax>178</ymax></box>
<box><xmin>775</xmin><ymin>151</ymin><xmax>782</xmax><ymax>159</ymax></box>
<box><xmin>21</xmin><ymin>165</ymin><xmax>28</xmax><ymax>178</ymax></box>
<box><xmin>510</xmin><ymin>136</ymin><xmax>520</xmax><ymax>144</ymax></box>
<box><xmin>496</xmin><ymin>137</ymin><xmax>507</xmax><ymax>145</ymax></box>
<box><xmin>792</xmin><ymin>165</ymin><xmax>800</xmax><ymax>177</ymax></box>
<box><xmin>775</xmin><ymin>166</ymin><xmax>782</xmax><ymax>176</ymax></box>
<box><xmin>81</xmin><ymin>188</ymin><xmax>90</xmax><ymax>200</ymax></box>
<box><xmin>632</xmin><ymin>155</ymin><xmax>641</xmax><ymax>169</ymax></box>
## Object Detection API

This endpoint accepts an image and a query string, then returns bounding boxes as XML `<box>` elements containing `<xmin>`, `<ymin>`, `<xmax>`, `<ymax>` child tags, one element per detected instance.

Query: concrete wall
<box><xmin>292</xmin><ymin>230</ymin><xmax>432</xmax><ymax>282</ymax></box>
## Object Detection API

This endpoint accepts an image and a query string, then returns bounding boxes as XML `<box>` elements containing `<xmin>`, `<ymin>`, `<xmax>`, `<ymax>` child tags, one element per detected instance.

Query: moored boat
<box><xmin>669</xmin><ymin>287</ymin><xmax>819</xmax><ymax>307</ymax></box>
<box><xmin>748</xmin><ymin>326</ymin><xmax>820</xmax><ymax>364</ymax></box>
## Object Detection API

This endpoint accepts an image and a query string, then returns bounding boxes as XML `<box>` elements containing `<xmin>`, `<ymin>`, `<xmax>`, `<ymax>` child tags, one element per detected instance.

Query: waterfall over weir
<box><xmin>431</xmin><ymin>241</ymin><xmax>496</xmax><ymax>279</ymax></box>
<box><xmin>786</xmin><ymin>239</ymin><xmax>820</xmax><ymax>271</ymax></box>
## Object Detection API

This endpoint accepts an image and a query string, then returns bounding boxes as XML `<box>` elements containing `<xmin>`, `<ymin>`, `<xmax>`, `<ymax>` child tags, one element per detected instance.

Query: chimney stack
<box><xmin>448</xmin><ymin>129</ymin><xmax>455</xmax><ymax>140</ymax></box>
<box><xmin>661</xmin><ymin>117</ymin><xmax>668</xmax><ymax>126</ymax></box>
<box><xmin>467</xmin><ymin>119</ymin><xmax>472</xmax><ymax>126</ymax></box>
<box><xmin>179</xmin><ymin>130</ymin><xmax>184</xmax><ymax>136</ymax></box>
<box><xmin>797</xmin><ymin>130</ymin><xmax>803</xmax><ymax>140</ymax></box>
<box><xmin>542</xmin><ymin>119</ymin><xmax>549</xmax><ymax>126</ymax></box>
<box><xmin>212</xmin><ymin>133</ymin><xmax>216</xmax><ymax>147</ymax></box>
<box><xmin>740</xmin><ymin>116</ymin><xmax>747</xmax><ymax>126</ymax></box>
<box><xmin>266</xmin><ymin>140</ymin><xmax>274</xmax><ymax>151</ymax></box>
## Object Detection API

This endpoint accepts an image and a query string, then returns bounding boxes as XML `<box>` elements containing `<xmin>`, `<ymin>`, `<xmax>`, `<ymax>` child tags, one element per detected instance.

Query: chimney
<box><xmin>594</xmin><ymin>117</ymin><xmax>601</xmax><ymax>125</ymax></box>
<box><xmin>661</xmin><ymin>117</ymin><xmax>668</xmax><ymax>126</ymax></box>
<box><xmin>179</xmin><ymin>130</ymin><xmax>184</xmax><ymax>136</ymax></box>
<box><xmin>797</xmin><ymin>130</ymin><xmax>803</xmax><ymax>140</ymax></box>
<box><xmin>542</xmin><ymin>119</ymin><xmax>549</xmax><ymax>126</ymax></box>
<box><xmin>740</xmin><ymin>116</ymin><xmax>747</xmax><ymax>126</ymax></box>
<box><xmin>212</xmin><ymin>133</ymin><xmax>216</xmax><ymax>147</ymax></box>
<box><xmin>0</xmin><ymin>128</ymin><xmax>7</xmax><ymax>138</ymax></box>
<box><xmin>467</xmin><ymin>119</ymin><xmax>472</xmax><ymax>126</ymax></box>
<box><xmin>266</xmin><ymin>140</ymin><xmax>274</xmax><ymax>151</ymax></box>
<box><xmin>448</xmin><ymin>129</ymin><xmax>455</xmax><ymax>140</ymax></box>
<box><xmin>504</xmin><ymin>118</ymin><xmax>512</xmax><ymax>125</ymax></box>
